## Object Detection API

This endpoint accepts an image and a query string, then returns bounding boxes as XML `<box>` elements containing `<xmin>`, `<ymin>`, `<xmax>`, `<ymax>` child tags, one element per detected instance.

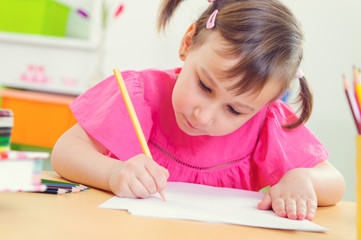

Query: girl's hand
<box><xmin>257</xmin><ymin>168</ymin><xmax>317</xmax><ymax>220</ymax></box>
<box><xmin>108</xmin><ymin>154</ymin><xmax>169</xmax><ymax>199</ymax></box>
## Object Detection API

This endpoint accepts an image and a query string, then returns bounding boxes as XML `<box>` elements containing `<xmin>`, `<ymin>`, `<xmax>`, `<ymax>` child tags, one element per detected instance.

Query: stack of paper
<box><xmin>99</xmin><ymin>182</ymin><xmax>328</xmax><ymax>232</ymax></box>
<box><xmin>0</xmin><ymin>151</ymin><xmax>49</xmax><ymax>192</ymax></box>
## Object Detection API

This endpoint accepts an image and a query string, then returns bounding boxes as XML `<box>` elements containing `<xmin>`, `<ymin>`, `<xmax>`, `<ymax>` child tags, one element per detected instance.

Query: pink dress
<box><xmin>70</xmin><ymin>68</ymin><xmax>328</xmax><ymax>191</ymax></box>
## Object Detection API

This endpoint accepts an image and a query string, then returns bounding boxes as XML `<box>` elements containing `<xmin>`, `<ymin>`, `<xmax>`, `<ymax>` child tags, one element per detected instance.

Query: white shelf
<box><xmin>1</xmin><ymin>81</ymin><xmax>87</xmax><ymax>96</ymax></box>
<box><xmin>0</xmin><ymin>31</ymin><xmax>99</xmax><ymax>51</ymax></box>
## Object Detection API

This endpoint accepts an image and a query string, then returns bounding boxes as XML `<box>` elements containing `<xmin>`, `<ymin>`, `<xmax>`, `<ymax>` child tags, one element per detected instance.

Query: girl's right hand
<box><xmin>108</xmin><ymin>154</ymin><xmax>169</xmax><ymax>199</ymax></box>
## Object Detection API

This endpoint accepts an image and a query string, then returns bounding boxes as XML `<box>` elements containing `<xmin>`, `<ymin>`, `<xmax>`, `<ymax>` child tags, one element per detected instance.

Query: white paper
<box><xmin>98</xmin><ymin>182</ymin><xmax>328</xmax><ymax>232</ymax></box>
<box><xmin>0</xmin><ymin>159</ymin><xmax>44</xmax><ymax>192</ymax></box>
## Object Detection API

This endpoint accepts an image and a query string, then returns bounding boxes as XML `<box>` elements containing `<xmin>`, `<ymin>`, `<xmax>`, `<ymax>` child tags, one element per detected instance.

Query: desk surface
<box><xmin>0</xmin><ymin>171</ymin><xmax>356</xmax><ymax>240</ymax></box>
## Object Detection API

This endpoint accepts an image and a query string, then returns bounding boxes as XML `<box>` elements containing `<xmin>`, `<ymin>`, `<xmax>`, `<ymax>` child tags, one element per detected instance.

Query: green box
<box><xmin>0</xmin><ymin>0</ymin><xmax>70</xmax><ymax>37</ymax></box>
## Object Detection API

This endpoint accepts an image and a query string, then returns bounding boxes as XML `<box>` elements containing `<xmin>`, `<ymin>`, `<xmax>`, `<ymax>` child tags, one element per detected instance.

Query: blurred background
<box><xmin>0</xmin><ymin>0</ymin><xmax>359</xmax><ymax>201</ymax></box>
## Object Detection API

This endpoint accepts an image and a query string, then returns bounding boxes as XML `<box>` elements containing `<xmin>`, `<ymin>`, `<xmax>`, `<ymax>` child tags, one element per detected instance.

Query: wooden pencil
<box><xmin>42</xmin><ymin>179</ymin><xmax>87</xmax><ymax>188</ymax></box>
<box><xmin>41</xmin><ymin>179</ymin><xmax>78</xmax><ymax>185</ymax></box>
<box><xmin>354</xmin><ymin>67</ymin><xmax>361</xmax><ymax>107</ymax></box>
<box><xmin>43</xmin><ymin>183</ymin><xmax>78</xmax><ymax>188</ymax></box>
<box><xmin>41</xmin><ymin>179</ymin><xmax>89</xmax><ymax>192</ymax></box>
<box><xmin>43</xmin><ymin>183</ymin><xmax>82</xmax><ymax>192</ymax></box>
<box><xmin>43</xmin><ymin>188</ymin><xmax>70</xmax><ymax>194</ymax></box>
<box><xmin>113</xmin><ymin>68</ymin><xmax>166</xmax><ymax>202</ymax></box>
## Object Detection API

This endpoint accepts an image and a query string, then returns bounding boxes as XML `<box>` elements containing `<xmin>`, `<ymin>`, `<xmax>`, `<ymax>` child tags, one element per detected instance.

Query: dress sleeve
<box><xmin>69</xmin><ymin>71</ymin><xmax>153</xmax><ymax>161</ymax></box>
<box><xmin>252</xmin><ymin>100</ymin><xmax>329</xmax><ymax>187</ymax></box>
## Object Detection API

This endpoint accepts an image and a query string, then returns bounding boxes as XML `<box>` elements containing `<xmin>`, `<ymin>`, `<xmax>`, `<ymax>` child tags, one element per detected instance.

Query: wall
<box><xmin>285</xmin><ymin>0</ymin><xmax>361</xmax><ymax>202</ymax></box>
<box><xmin>101</xmin><ymin>0</ymin><xmax>361</xmax><ymax>201</ymax></box>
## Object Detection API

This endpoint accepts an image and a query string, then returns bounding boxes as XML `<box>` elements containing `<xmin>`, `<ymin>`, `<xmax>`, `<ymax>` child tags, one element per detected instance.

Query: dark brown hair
<box><xmin>158</xmin><ymin>0</ymin><xmax>313</xmax><ymax>129</ymax></box>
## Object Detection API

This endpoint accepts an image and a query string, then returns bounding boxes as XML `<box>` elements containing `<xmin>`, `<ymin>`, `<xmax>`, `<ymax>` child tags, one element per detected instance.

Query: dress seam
<box><xmin>149</xmin><ymin>140</ymin><xmax>253</xmax><ymax>171</ymax></box>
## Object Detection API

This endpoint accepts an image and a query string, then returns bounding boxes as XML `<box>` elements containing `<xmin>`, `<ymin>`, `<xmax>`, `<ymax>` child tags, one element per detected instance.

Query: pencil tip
<box><xmin>159</xmin><ymin>190</ymin><xmax>166</xmax><ymax>202</ymax></box>
<box><xmin>343</xmin><ymin>75</ymin><xmax>349</xmax><ymax>90</ymax></box>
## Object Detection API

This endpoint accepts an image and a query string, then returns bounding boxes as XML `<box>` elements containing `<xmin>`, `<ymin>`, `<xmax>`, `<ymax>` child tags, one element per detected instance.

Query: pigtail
<box><xmin>157</xmin><ymin>0</ymin><xmax>184</xmax><ymax>32</ymax></box>
<box><xmin>283</xmin><ymin>76</ymin><xmax>313</xmax><ymax>130</ymax></box>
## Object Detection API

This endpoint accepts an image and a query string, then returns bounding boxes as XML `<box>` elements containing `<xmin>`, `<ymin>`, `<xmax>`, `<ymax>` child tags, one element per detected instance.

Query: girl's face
<box><xmin>172</xmin><ymin>26</ymin><xmax>281</xmax><ymax>136</ymax></box>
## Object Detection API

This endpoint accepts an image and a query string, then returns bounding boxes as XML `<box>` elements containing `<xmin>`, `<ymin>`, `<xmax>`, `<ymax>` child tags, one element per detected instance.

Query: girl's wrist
<box><xmin>282</xmin><ymin>167</ymin><xmax>315</xmax><ymax>190</ymax></box>
<box><xmin>107</xmin><ymin>160</ymin><xmax>125</xmax><ymax>193</ymax></box>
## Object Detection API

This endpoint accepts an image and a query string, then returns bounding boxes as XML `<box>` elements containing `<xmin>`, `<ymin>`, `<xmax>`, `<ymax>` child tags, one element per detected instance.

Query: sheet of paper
<box><xmin>98</xmin><ymin>182</ymin><xmax>328</xmax><ymax>232</ymax></box>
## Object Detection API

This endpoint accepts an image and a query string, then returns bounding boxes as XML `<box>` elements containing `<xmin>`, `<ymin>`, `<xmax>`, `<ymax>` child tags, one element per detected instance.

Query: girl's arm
<box><xmin>257</xmin><ymin>160</ymin><xmax>345</xmax><ymax>220</ymax></box>
<box><xmin>51</xmin><ymin>123</ymin><xmax>168</xmax><ymax>198</ymax></box>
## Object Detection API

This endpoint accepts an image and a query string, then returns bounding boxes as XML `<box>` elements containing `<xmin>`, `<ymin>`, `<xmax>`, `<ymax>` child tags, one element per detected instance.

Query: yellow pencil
<box><xmin>113</xmin><ymin>68</ymin><xmax>166</xmax><ymax>202</ymax></box>
<box><xmin>354</xmin><ymin>67</ymin><xmax>361</xmax><ymax>109</ymax></box>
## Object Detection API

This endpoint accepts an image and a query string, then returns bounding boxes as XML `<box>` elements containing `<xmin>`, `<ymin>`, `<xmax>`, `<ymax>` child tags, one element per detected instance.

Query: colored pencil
<box><xmin>44</xmin><ymin>184</ymin><xmax>80</xmax><ymax>192</ymax></box>
<box><xmin>41</xmin><ymin>179</ymin><xmax>88</xmax><ymax>190</ymax></box>
<box><xmin>343</xmin><ymin>74</ymin><xmax>361</xmax><ymax>134</ymax></box>
<box><xmin>43</xmin><ymin>183</ymin><xmax>88</xmax><ymax>192</ymax></box>
<box><xmin>113</xmin><ymin>68</ymin><xmax>166</xmax><ymax>202</ymax></box>
<box><xmin>42</xmin><ymin>179</ymin><xmax>82</xmax><ymax>186</ymax></box>
<box><xmin>42</xmin><ymin>179</ymin><xmax>75</xmax><ymax>184</ymax></box>
<box><xmin>43</xmin><ymin>188</ymin><xmax>70</xmax><ymax>194</ymax></box>
<box><xmin>43</xmin><ymin>183</ymin><xmax>77</xmax><ymax>188</ymax></box>
<box><xmin>354</xmin><ymin>67</ymin><xmax>361</xmax><ymax>109</ymax></box>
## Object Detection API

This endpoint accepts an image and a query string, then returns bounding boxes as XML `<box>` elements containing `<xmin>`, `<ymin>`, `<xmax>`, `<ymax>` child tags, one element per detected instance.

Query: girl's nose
<box><xmin>193</xmin><ymin>106</ymin><xmax>215</xmax><ymax>127</ymax></box>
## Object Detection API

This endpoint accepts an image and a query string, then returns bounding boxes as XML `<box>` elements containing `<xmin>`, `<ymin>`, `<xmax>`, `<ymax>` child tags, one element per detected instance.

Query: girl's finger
<box><xmin>136</xmin><ymin>170</ymin><xmax>158</xmax><ymax>195</ymax></box>
<box><xmin>271</xmin><ymin>198</ymin><xmax>287</xmax><ymax>218</ymax></box>
<box><xmin>145</xmin><ymin>159</ymin><xmax>168</xmax><ymax>191</ymax></box>
<box><xmin>306</xmin><ymin>200</ymin><xmax>317</xmax><ymax>220</ymax></box>
<box><xmin>160</xmin><ymin>166</ymin><xmax>170</xmax><ymax>179</ymax></box>
<box><xmin>257</xmin><ymin>191</ymin><xmax>272</xmax><ymax>210</ymax></box>
<box><xmin>284</xmin><ymin>199</ymin><xmax>297</xmax><ymax>220</ymax></box>
<box><xmin>129</xmin><ymin>178</ymin><xmax>151</xmax><ymax>199</ymax></box>
<box><xmin>114</xmin><ymin>182</ymin><xmax>136</xmax><ymax>199</ymax></box>
<box><xmin>296</xmin><ymin>199</ymin><xmax>307</xmax><ymax>220</ymax></box>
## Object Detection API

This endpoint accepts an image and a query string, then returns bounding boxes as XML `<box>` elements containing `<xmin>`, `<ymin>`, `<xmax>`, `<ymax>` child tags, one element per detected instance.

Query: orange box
<box><xmin>1</xmin><ymin>88</ymin><xmax>77</xmax><ymax>148</ymax></box>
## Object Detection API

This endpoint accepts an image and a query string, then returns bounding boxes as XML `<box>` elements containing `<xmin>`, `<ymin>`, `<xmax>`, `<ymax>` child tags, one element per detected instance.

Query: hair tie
<box><xmin>206</xmin><ymin>9</ymin><xmax>218</xmax><ymax>29</ymax></box>
<box><xmin>295</xmin><ymin>69</ymin><xmax>304</xmax><ymax>79</ymax></box>
<box><xmin>208</xmin><ymin>0</ymin><xmax>215</xmax><ymax>2</ymax></box>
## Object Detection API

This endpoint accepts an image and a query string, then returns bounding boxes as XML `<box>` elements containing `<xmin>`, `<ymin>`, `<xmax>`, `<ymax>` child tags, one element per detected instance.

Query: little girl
<box><xmin>51</xmin><ymin>0</ymin><xmax>345</xmax><ymax>221</ymax></box>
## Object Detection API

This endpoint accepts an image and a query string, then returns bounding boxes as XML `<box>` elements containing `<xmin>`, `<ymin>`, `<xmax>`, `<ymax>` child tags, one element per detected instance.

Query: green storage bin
<box><xmin>0</xmin><ymin>0</ymin><xmax>70</xmax><ymax>37</ymax></box>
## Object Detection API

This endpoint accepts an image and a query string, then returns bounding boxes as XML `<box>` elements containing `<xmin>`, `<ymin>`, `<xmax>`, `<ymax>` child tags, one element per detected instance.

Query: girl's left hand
<box><xmin>257</xmin><ymin>168</ymin><xmax>317</xmax><ymax>220</ymax></box>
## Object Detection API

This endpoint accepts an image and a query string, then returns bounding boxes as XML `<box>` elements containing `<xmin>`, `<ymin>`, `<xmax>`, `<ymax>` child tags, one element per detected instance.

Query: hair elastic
<box><xmin>206</xmin><ymin>10</ymin><xmax>218</xmax><ymax>29</ymax></box>
<box><xmin>295</xmin><ymin>69</ymin><xmax>304</xmax><ymax>79</ymax></box>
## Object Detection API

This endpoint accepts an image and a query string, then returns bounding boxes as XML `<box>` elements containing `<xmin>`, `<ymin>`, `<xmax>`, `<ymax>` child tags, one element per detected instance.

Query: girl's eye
<box><xmin>227</xmin><ymin>105</ymin><xmax>241</xmax><ymax>116</ymax></box>
<box><xmin>198</xmin><ymin>80</ymin><xmax>212</xmax><ymax>93</ymax></box>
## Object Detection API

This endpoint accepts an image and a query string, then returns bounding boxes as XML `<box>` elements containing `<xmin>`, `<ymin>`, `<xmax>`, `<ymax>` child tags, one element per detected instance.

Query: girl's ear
<box><xmin>179</xmin><ymin>23</ymin><xmax>197</xmax><ymax>61</ymax></box>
